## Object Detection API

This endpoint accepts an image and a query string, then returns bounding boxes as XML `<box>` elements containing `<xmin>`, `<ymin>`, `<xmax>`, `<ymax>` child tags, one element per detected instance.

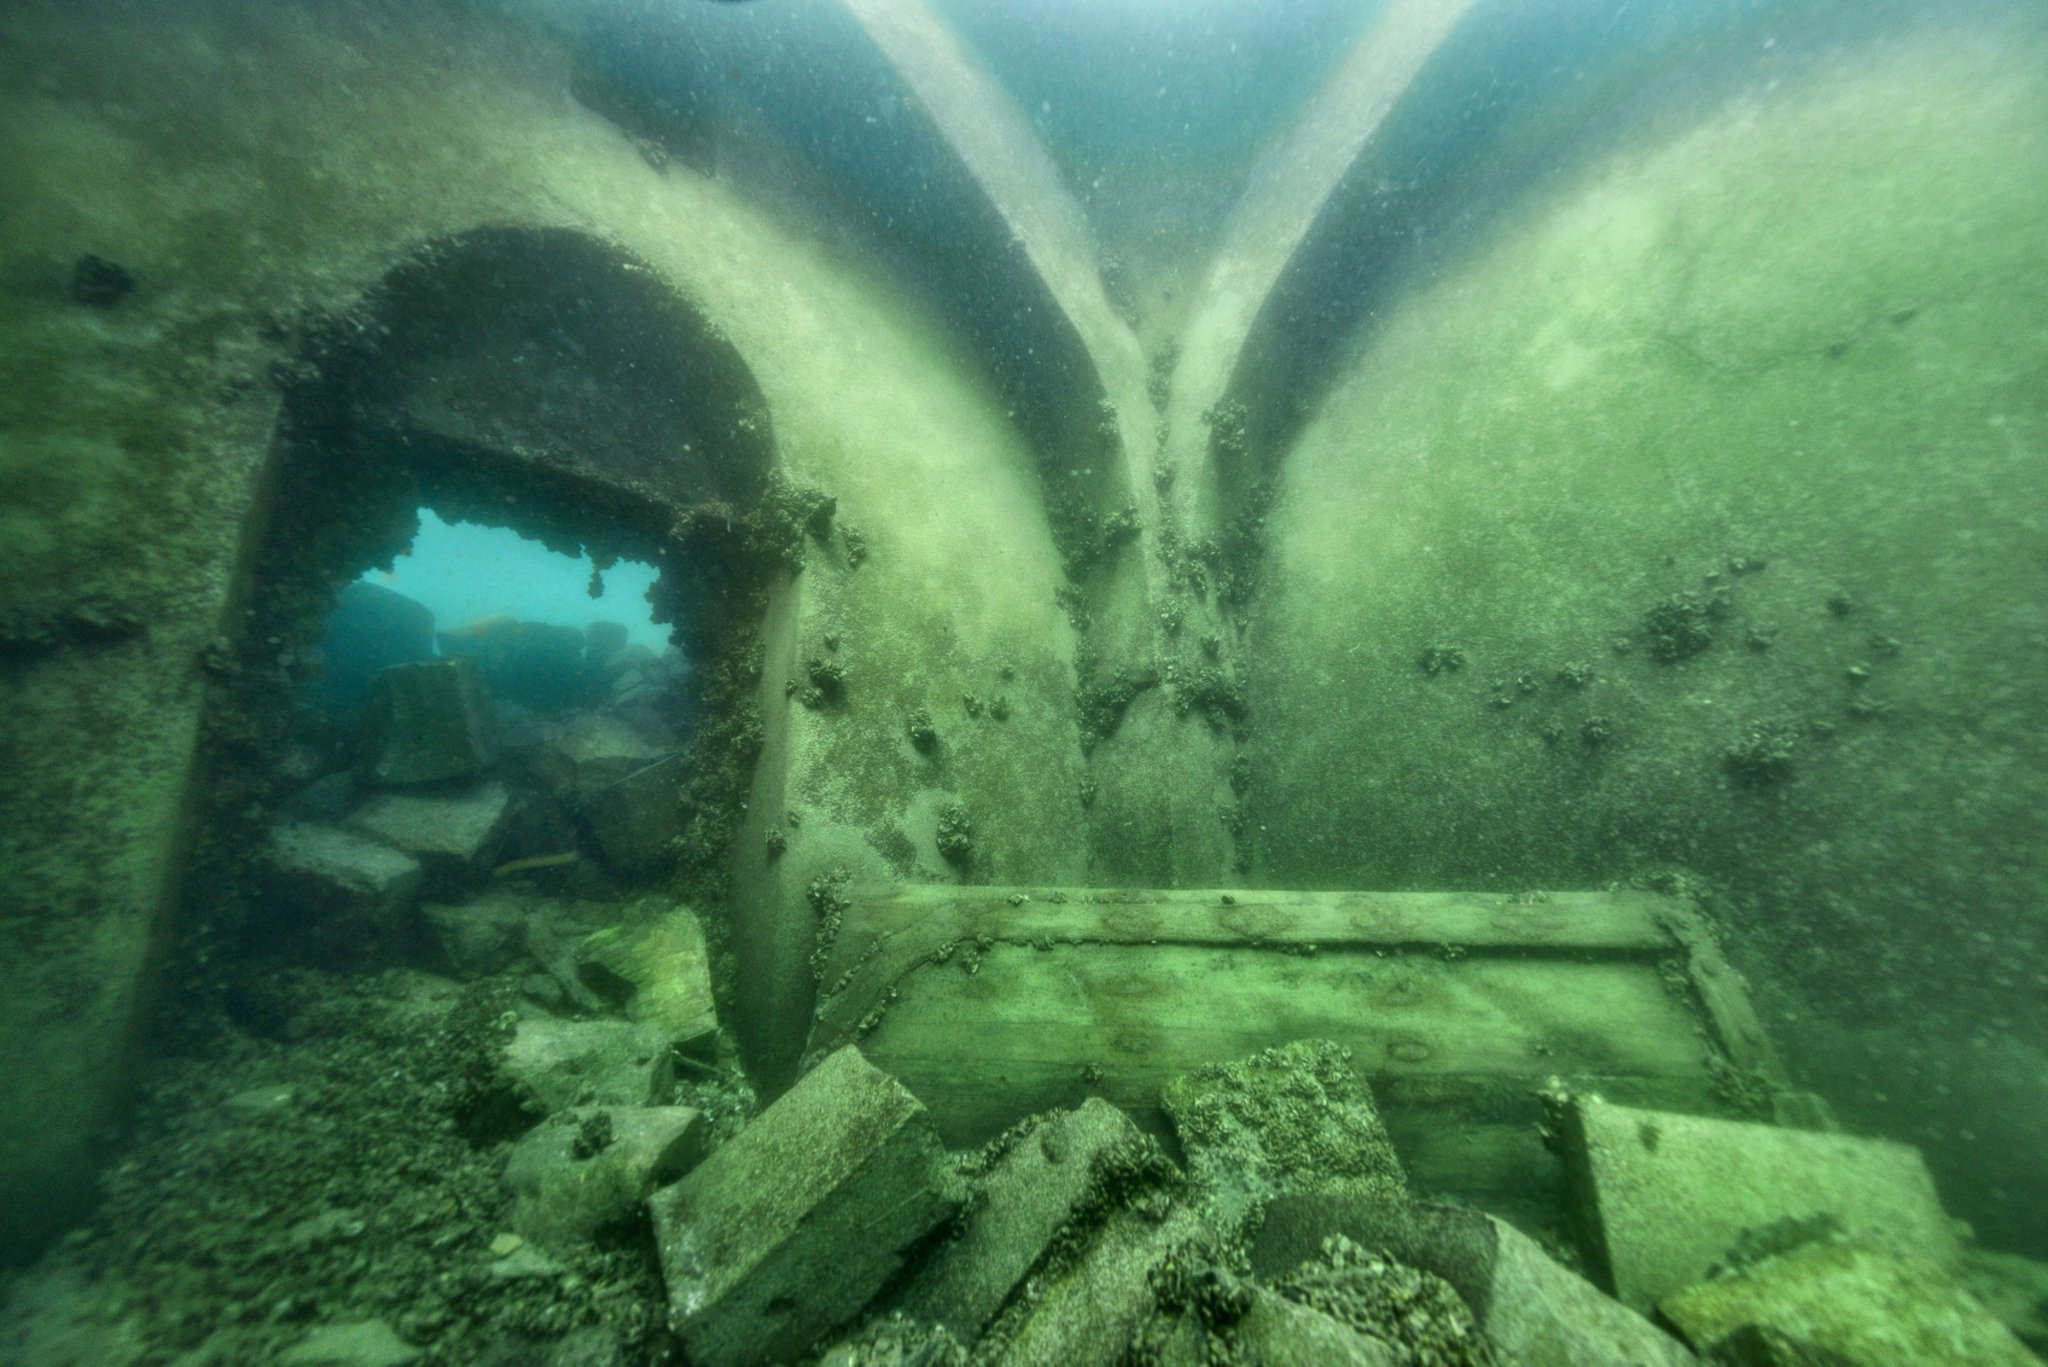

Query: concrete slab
<box><xmin>346</xmin><ymin>780</ymin><xmax>511</xmax><ymax>894</ymax></box>
<box><xmin>898</xmin><ymin>1097</ymin><xmax>1144</xmax><ymax>1340</ymax></box>
<box><xmin>1660</xmin><ymin>1240</ymin><xmax>2035</xmax><ymax>1366</ymax></box>
<box><xmin>1565</xmin><ymin>1097</ymin><xmax>1960</xmax><ymax>1310</ymax></box>
<box><xmin>649</xmin><ymin>1046</ymin><xmax>959</xmax><ymax>1367</ymax></box>
<box><xmin>503</xmin><ymin>1105</ymin><xmax>707</xmax><ymax>1248</ymax></box>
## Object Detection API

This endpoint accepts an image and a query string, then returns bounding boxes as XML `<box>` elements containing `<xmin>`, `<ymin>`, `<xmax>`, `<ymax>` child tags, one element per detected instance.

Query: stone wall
<box><xmin>0</xmin><ymin>0</ymin><xmax>1087</xmax><ymax>1259</ymax></box>
<box><xmin>1248</xmin><ymin>18</ymin><xmax>2048</xmax><ymax>1248</ymax></box>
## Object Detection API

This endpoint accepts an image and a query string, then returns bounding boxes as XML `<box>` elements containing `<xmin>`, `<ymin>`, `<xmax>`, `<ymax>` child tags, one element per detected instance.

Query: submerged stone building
<box><xmin>1</xmin><ymin>0</ymin><xmax>2044</xmax><ymax>1336</ymax></box>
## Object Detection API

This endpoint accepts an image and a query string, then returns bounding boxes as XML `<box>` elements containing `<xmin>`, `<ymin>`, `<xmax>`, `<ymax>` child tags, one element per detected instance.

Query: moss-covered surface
<box><xmin>1252</xmin><ymin>22</ymin><xmax>2048</xmax><ymax>1248</ymax></box>
<box><xmin>0</xmin><ymin>973</ymin><xmax>685</xmax><ymax>1365</ymax></box>
<box><xmin>0</xmin><ymin>0</ymin><xmax>1093</xmax><ymax>1258</ymax></box>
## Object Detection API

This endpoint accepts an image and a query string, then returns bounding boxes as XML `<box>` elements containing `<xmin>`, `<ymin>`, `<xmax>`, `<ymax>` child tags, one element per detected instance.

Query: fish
<box><xmin>492</xmin><ymin>851</ymin><xmax>581</xmax><ymax>878</ymax></box>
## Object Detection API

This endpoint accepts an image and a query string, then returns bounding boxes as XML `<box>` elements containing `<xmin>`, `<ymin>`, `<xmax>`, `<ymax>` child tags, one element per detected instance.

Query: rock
<box><xmin>503</xmin><ymin>1105</ymin><xmax>709</xmax><ymax>1248</ymax></box>
<box><xmin>537</xmin><ymin>715</ymin><xmax>663</xmax><ymax>801</ymax></box>
<box><xmin>543</xmin><ymin>1326</ymin><xmax>629</xmax><ymax>1367</ymax></box>
<box><xmin>533</xmin><ymin>714</ymin><xmax>682</xmax><ymax>873</ymax></box>
<box><xmin>1265</xmin><ymin>1235</ymin><xmax>1497</xmax><ymax>1366</ymax></box>
<box><xmin>359</xmin><ymin>658</ymin><xmax>495</xmax><ymax>787</ymax></box>
<box><xmin>280</xmin><ymin>1319</ymin><xmax>421</xmax><ymax>1366</ymax></box>
<box><xmin>525</xmin><ymin>905</ymin><xmax>611</xmax><ymax>1013</ymax></box>
<box><xmin>438</xmin><ymin>616</ymin><xmax>592</xmax><ymax>710</ymax></box>
<box><xmin>1702</xmin><ymin>1323</ymin><xmax>1858</xmax><ymax>1365</ymax></box>
<box><xmin>1252</xmin><ymin>1194</ymin><xmax>1499</xmax><ymax>1312</ymax></box>
<box><xmin>585</xmin><ymin>621</ymin><xmax>630</xmax><ymax>665</ymax></box>
<box><xmin>1660</xmin><ymin>1240</ymin><xmax>2036</xmax><ymax>1366</ymax></box>
<box><xmin>580</xmin><ymin>753</ymin><xmax>685</xmax><ymax>874</ymax></box>
<box><xmin>283</xmin><ymin>770</ymin><xmax>364</xmax><ymax>823</ymax></box>
<box><xmin>899</xmin><ymin>1097</ymin><xmax>1145</xmax><ymax>1340</ymax></box>
<box><xmin>70</xmin><ymin>253</ymin><xmax>136</xmax><ymax>307</ymax></box>
<box><xmin>1561</xmin><ymin>1097</ymin><xmax>1960</xmax><ymax>1309</ymax></box>
<box><xmin>1960</xmin><ymin>1248</ymin><xmax>2048</xmax><ymax>1354</ymax></box>
<box><xmin>1252</xmin><ymin>1192</ymin><xmax>1694</xmax><ymax>1365</ymax></box>
<box><xmin>649</xmin><ymin>1046</ymin><xmax>961</xmax><ymax>1367</ymax></box>
<box><xmin>346</xmin><ymin>780</ymin><xmax>512</xmax><ymax>894</ymax></box>
<box><xmin>1484</xmin><ymin>1217</ymin><xmax>1698</xmax><ymax>1366</ymax></box>
<box><xmin>575</xmin><ymin>906</ymin><xmax>718</xmax><ymax>1051</ymax></box>
<box><xmin>499</xmin><ymin>1014</ymin><xmax>672</xmax><ymax>1113</ymax></box>
<box><xmin>1228</xmin><ymin>1289</ymin><xmax>1400</xmax><ymax>1366</ymax></box>
<box><xmin>260</xmin><ymin>822</ymin><xmax>423</xmax><ymax>964</ymax></box>
<box><xmin>488</xmin><ymin>1245</ymin><xmax>566</xmax><ymax>1281</ymax></box>
<box><xmin>1162</xmin><ymin>1039</ymin><xmax>1406</xmax><ymax>1218</ymax></box>
<box><xmin>224</xmin><ymin>1083</ymin><xmax>297</xmax><ymax>1115</ymax></box>
<box><xmin>816</xmin><ymin>1314</ymin><xmax>969</xmax><ymax>1367</ymax></box>
<box><xmin>989</xmin><ymin>1202</ymin><xmax>1206</xmax><ymax>1367</ymax></box>
<box><xmin>311</xmin><ymin>582</ymin><xmax>436</xmax><ymax>716</ymax></box>
<box><xmin>423</xmin><ymin>891</ymin><xmax>530</xmax><ymax>977</ymax></box>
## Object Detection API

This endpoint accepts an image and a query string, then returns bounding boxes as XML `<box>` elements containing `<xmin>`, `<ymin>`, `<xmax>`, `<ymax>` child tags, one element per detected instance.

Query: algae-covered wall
<box><xmin>1251</xmin><ymin>20</ymin><xmax>2048</xmax><ymax>1247</ymax></box>
<box><xmin>0</xmin><ymin>0</ymin><xmax>1083</xmax><ymax>1259</ymax></box>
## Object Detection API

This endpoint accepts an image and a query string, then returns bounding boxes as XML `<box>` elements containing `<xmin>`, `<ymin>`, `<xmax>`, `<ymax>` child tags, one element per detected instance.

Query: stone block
<box><xmin>280</xmin><ymin>1319</ymin><xmax>421</xmax><ymax>1366</ymax></box>
<box><xmin>311</xmin><ymin>581</ymin><xmax>437</xmax><ymax>716</ymax></box>
<box><xmin>575</xmin><ymin>906</ymin><xmax>718</xmax><ymax>1051</ymax></box>
<box><xmin>346</xmin><ymin>780</ymin><xmax>511</xmax><ymax>894</ymax></box>
<box><xmin>1251</xmin><ymin>1193</ymin><xmax>1696</xmax><ymax>1365</ymax></box>
<box><xmin>359</xmin><ymin>658</ymin><xmax>494</xmax><ymax>787</ymax></box>
<box><xmin>261</xmin><ymin>822</ymin><xmax>423</xmax><ymax>964</ymax></box>
<box><xmin>504</xmin><ymin>1105</ymin><xmax>708</xmax><ymax>1248</ymax></box>
<box><xmin>649</xmin><ymin>1046</ymin><xmax>959</xmax><ymax>1367</ymax></box>
<box><xmin>1229</xmin><ymin>1290</ymin><xmax>1399</xmax><ymax>1366</ymax></box>
<box><xmin>1162</xmin><ymin>1039</ymin><xmax>1405</xmax><ymax>1209</ymax></box>
<box><xmin>584</xmin><ymin>621</ymin><xmax>630</xmax><ymax>665</ymax></box>
<box><xmin>990</xmin><ymin>1204</ymin><xmax>1207</xmax><ymax>1367</ymax></box>
<box><xmin>1563</xmin><ymin>1097</ymin><xmax>1960</xmax><ymax>1309</ymax></box>
<box><xmin>423</xmin><ymin>891</ymin><xmax>530</xmax><ymax>977</ymax></box>
<box><xmin>500</xmin><ymin>1014</ymin><xmax>672</xmax><ymax>1113</ymax></box>
<box><xmin>1485</xmin><ymin>1217</ymin><xmax>1698</xmax><ymax>1366</ymax></box>
<box><xmin>538</xmin><ymin>714</ymin><xmax>665</xmax><ymax>801</ymax></box>
<box><xmin>438</xmin><ymin>616</ymin><xmax>592</xmax><ymax>710</ymax></box>
<box><xmin>899</xmin><ymin>1097</ymin><xmax>1144</xmax><ymax>1339</ymax></box>
<box><xmin>1660</xmin><ymin>1240</ymin><xmax>2036</xmax><ymax>1366</ymax></box>
<box><xmin>580</xmin><ymin>753</ymin><xmax>685</xmax><ymax>874</ymax></box>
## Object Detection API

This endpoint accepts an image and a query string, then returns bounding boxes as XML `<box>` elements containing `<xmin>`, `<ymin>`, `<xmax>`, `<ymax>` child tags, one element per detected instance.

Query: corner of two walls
<box><xmin>1243</xmin><ymin>20</ymin><xmax>2048</xmax><ymax>1248</ymax></box>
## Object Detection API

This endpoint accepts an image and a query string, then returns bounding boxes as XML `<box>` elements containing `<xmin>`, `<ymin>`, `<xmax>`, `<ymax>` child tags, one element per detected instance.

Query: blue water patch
<box><xmin>361</xmin><ymin>509</ymin><xmax>667</xmax><ymax>655</ymax></box>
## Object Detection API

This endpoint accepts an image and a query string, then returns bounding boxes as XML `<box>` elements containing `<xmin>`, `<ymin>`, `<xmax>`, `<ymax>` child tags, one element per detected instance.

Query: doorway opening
<box><xmin>182</xmin><ymin>227</ymin><xmax>781</xmax><ymax>989</ymax></box>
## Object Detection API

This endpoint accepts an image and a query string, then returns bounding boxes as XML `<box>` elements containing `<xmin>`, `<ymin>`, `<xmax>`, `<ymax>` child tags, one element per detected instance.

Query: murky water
<box><xmin>1</xmin><ymin>0</ymin><xmax>2043</xmax><ymax>1362</ymax></box>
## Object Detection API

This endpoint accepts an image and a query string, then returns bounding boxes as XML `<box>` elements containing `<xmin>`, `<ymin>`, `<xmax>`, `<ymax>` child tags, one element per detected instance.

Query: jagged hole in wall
<box><xmin>317</xmin><ymin>508</ymin><xmax>680</xmax><ymax>722</ymax></box>
<box><xmin>181</xmin><ymin>226</ymin><xmax>777</xmax><ymax>986</ymax></box>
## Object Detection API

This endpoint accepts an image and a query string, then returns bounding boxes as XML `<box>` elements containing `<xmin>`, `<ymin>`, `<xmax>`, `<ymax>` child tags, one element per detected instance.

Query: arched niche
<box><xmin>188</xmin><ymin>224</ymin><xmax>787</xmax><ymax>992</ymax></box>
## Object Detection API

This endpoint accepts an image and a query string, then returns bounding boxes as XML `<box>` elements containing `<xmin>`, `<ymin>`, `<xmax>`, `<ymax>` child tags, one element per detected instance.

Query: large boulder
<box><xmin>1162</xmin><ymin>1039</ymin><xmax>1406</xmax><ymax>1217</ymax></box>
<box><xmin>579</xmin><ymin>753</ymin><xmax>684</xmax><ymax>874</ymax></box>
<box><xmin>358</xmin><ymin>658</ymin><xmax>494</xmax><ymax>787</ymax></box>
<box><xmin>422</xmin><ymin>890</ymin><xmax>530</xmax><ymax>978</ymax></box>
<box><xmin>649</xmin><ymin>1046</ymin><xmax>960</xmax><ymax>1367</ymax></box>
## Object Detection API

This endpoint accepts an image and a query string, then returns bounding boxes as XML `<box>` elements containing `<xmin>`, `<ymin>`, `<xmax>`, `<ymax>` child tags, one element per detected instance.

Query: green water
<box><xmin>0</xmin><ymin>0</ymin><xmax>2043</xmax><ymax>1362</ymax></box>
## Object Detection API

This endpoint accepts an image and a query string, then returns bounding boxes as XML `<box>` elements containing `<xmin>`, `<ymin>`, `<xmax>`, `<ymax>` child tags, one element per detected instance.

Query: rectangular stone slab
<box><xmin>1564</xmin><ymin>1096</ymin><xmax>1960</xmax><ymax>1310</ymax></box>
<box><xmin>897</xmin><ymin>1097</ymin><xmax>1143</xmax><ymax>1340</ymax></box>
<box><xmin>649</xmin><ymin>1045</ymin><xmax>958</xmax><ymax>1367</ymax></box>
